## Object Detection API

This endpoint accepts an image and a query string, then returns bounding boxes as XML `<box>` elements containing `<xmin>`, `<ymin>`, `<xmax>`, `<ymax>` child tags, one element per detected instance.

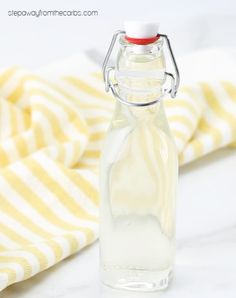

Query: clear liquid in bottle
<box><xmin>100</xmin><ymin>21</ymin><xmax>179</xmax><ymax>292</ymax></box>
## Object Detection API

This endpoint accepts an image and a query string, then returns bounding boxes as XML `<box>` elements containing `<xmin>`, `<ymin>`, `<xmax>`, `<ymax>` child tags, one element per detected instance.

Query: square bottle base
<box><xmin>101</xmin><ymin>266</ymin><xmax>173</xmax><ymax>292</ymax></box>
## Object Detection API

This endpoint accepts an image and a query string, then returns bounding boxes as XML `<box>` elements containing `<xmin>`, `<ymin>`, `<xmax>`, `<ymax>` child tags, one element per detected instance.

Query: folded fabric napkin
<box><xmin>0</xmin><ymin>49</ymin><xmax>236</xmax><ymax>291</ymax></box>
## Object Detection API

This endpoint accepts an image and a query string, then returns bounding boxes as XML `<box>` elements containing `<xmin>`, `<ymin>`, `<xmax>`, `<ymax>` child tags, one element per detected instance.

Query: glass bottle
<box><xmin>100</xmin><ymin>21</ymin><xmax>180</xmax><ymax>292</ymax></box>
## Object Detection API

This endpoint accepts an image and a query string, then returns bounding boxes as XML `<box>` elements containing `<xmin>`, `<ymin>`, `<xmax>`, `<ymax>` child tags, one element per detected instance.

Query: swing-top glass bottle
<box><xmin>100</xmin><ymin>21</ymin><xmax>180</xmax><ymax>292</ymax></box>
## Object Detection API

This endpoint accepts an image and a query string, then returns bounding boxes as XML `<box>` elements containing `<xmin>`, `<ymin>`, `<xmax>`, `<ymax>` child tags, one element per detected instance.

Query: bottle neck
<box><xmin>115</xmin><ymin>37</ymin><xmax>166</xmax><ymax>105</ymax></box>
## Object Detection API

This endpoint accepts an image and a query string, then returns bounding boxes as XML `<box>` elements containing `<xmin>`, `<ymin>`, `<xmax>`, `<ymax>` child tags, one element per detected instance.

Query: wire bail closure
<box><xmin>102</xmin><ymin>30</ymin><xmax>180</xmax><ymax>107</ymax></box>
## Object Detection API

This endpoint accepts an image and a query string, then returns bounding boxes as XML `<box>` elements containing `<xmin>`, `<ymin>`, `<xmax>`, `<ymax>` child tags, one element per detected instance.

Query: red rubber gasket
<box><xmin>125</xmin><ymin>35</ymin><xmax>160</xmax><ymax>45</ymax></box>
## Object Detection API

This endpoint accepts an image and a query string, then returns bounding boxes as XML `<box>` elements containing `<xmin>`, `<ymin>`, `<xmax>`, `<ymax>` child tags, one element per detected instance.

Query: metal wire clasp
<box><xmin>102</xmin><ymin>30</ymin><xmax>180</xmax><ymax>106</ymax></box>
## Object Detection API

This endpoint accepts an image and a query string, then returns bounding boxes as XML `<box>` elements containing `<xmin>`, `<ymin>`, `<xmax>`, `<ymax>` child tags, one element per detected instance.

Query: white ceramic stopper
<box><xmin>124</xmin><ymin>21</ymin><xmax>159</xmax><ymax>39</ymax></box>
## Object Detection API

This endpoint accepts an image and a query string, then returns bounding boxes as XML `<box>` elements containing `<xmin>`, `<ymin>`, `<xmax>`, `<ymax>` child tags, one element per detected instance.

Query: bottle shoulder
<box><xmin>102</xmin><ymin>103</ymin><xmax>177</xmax><ymax>160</ymax></box>
<box><xmin>107</xmin><ymin>101</ymin><xmax>174</xmax><ymax>140</ymax></box>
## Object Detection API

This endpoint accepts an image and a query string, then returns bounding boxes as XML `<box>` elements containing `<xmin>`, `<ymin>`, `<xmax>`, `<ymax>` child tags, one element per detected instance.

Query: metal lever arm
<box><xmin>159</xmin><ymin>34</ymin><xmax>180</xmax><ymax>97</ymax></box>
<box><xmin>102</xmin><ymin>30</ymin><xmax>125</xmax><ymax>92</ymax></box>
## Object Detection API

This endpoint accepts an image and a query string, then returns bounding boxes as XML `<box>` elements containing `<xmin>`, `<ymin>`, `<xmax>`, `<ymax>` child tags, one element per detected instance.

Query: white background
<box><xmin>0</xmin><ymin>0</ymin><xmax>236</xmax><ymax>68</ymax></box>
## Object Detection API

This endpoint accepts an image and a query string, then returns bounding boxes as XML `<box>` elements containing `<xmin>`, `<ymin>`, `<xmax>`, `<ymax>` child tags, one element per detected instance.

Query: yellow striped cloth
<box><xmin>0</xmin><ymin>54</ymin><xmax>236</xmax><ymax>291</ymax></box>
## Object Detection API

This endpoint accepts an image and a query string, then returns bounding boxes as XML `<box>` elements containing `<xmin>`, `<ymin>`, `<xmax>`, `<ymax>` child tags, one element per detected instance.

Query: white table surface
<box><xmin>2</xmin><ymin>148</ymin><xmax>236</xmax><ymax>298</ymax></box>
